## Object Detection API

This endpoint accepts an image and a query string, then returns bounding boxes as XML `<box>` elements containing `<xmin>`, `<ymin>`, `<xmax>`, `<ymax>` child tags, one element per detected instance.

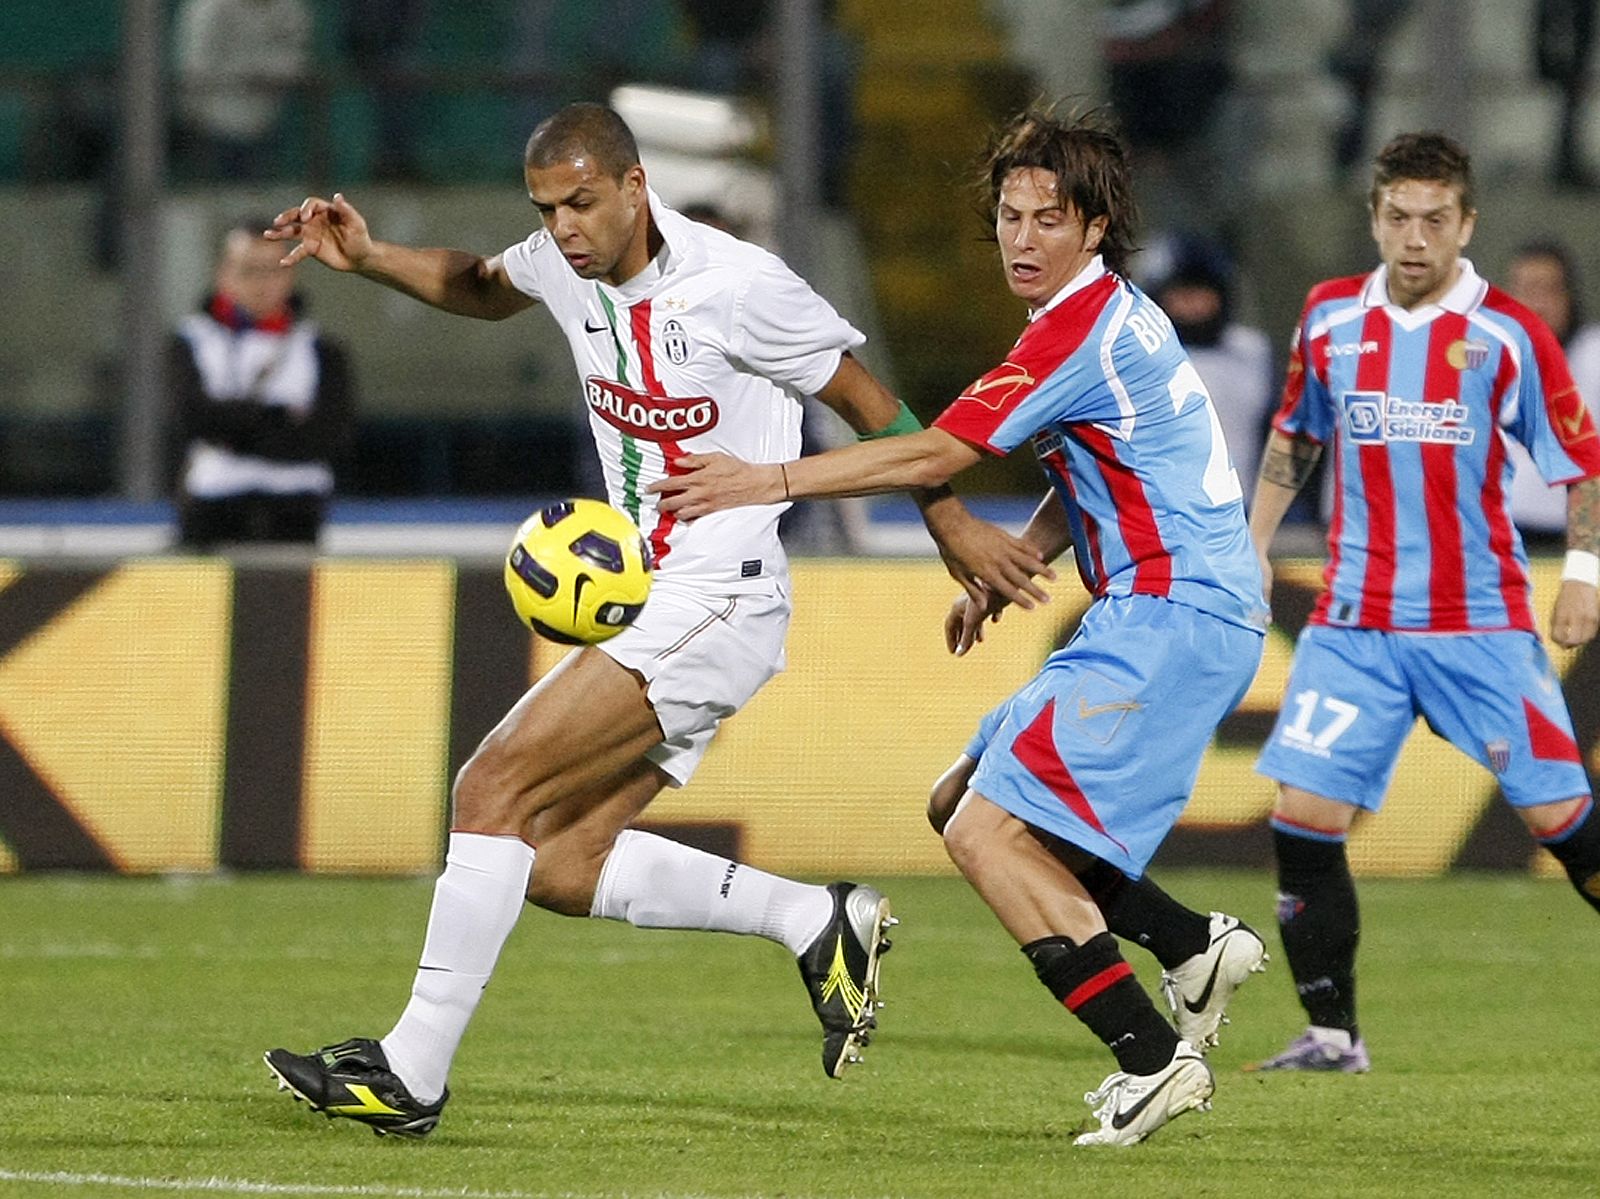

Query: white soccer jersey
<box><xmin>501</xmin><ymin>190</ymin><xmax>865</xmax><ymax>587</ymax></box>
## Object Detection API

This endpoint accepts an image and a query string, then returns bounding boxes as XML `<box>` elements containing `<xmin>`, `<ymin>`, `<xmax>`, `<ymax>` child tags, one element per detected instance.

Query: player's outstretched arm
<box><xmin>655</xmin><ymin>428</ymin><xmax>977</xmax><ymax>511</ymax></box>
<box><xmin>808</xmin><ymin>353</ymin><xmax>1052</xmax><ymax>606</ymax></box>
<box><xmin>1553</xmin><ymin>476</ymin><xmax>1600</xmax><ymax>648</ymax></box>
<box><xmin>266</xmin><ymin>193</ymin><xmax>535</xmax><ymax>321</ymax></box>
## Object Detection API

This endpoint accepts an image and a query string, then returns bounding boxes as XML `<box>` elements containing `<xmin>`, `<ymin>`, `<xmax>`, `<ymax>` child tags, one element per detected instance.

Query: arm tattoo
<box><xmin>1568</xmin><ymin>476</ymin><xmax>1600</xmax><ymax>555</ymax></box>
<box><xmin>1259</xmin><ymin>438</ymin><xmax>1323</xmax><ymax>491</ymax></box>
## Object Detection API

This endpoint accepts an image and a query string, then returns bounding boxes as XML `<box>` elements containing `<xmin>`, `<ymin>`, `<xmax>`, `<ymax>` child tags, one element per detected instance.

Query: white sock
<box><xmin>380</xmin><ymin>831</ymin><xmax>535</xmax><ymax>1104</ymax></box>
<box><xmin>1308</xmin><ymin>1025</ymin><xmax>1356</xmax><ymax>1050</ymax></box>
<box><xmin>590</xmin><ymin>829</ymin><xmax>834</xmax><ymax>956</ymax></box>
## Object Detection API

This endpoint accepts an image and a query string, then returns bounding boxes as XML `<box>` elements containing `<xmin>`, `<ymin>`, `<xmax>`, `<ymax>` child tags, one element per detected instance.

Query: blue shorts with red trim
<box><xmin>965</xmin><ymin>594</ymin><xmax>1262</xmax><ymax>878</ymax></box>
<box><xmin>1255</xmin><ymin>625</ymin><xmax>1592</xmax><ymax>810</ymax></box>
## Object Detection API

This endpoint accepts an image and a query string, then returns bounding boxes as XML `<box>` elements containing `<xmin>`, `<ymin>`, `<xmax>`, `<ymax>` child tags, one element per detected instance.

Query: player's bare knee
<box><xmin>451</xmin><ymin>743</ymin><xmax>549</xmax><ymax>834</ymax></box>
<box><xmin>941</xmin><ymin>805</ymin><xmax>989</xmax><ymax>879</ymax></box>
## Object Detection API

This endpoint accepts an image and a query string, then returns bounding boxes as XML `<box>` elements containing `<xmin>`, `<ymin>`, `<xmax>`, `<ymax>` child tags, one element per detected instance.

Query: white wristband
<box><xmin>1563</xmin><ymin>549</ymin><xmax>1600</xmax><ymax>587</ymax></box>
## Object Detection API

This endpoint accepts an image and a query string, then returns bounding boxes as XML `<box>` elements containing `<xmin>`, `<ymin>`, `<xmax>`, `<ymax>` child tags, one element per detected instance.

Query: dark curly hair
<box><xmin>1369</xmin><ymin>131</ymin><xmax>1475</xmax><ymax>215</ymax></box>
<box><xmin>979</xmin><ymin>104</ymin><xmax>1140</xmax><ymax>276</ymax></box>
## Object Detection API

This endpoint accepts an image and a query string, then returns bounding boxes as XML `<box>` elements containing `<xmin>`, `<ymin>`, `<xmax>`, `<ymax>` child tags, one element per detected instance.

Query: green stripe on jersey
<box><xmin>596</xmin><ymin>289</ymin><xmax>630</xmax><ymax>384</ymax></box>
<box><xmin>597</xmin><ymin>286</ymin><xmax>643</xmax><ymax>523</ymax></box>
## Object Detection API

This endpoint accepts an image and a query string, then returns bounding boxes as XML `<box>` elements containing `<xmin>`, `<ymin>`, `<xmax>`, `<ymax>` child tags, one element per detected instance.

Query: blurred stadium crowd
<box><xmin>1</xmin><ymin>0</ymin><xmax>1597</xmax><ymax>532</ymax></box>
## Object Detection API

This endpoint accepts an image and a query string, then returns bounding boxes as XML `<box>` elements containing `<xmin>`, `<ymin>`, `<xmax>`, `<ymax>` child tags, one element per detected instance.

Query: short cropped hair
<box><xmin>524</xmin><ymin>102</ymin><xmax>641</xmax><ymax>181</ymax></box>
<box><xmin>980</xmin><ymin>105</ymin><xmax>1139</xmax><ymax>275</ymax></box>
<box><xmin>1370</xmin><ymin>131</ymin><xmax>1475</xmax><ymax>215</ymax></box>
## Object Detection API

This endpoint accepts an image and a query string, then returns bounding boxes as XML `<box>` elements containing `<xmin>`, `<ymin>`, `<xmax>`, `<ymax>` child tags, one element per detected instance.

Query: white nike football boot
<box><xmin>1159</xmin><ymin>912</ymin><xmax>1268</xmax><ymax>1051</ymax></box>
<box><xmin>1073</xmin><ymin>1040</ymin><xmax>1215</xmax><ymax>1147</ymax></box>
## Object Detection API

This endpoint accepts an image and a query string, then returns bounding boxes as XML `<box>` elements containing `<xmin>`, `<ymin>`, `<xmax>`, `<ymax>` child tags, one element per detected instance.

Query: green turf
<box><xmin>2</xmin><ymin>871</ymin><xmax>1597</xmax><ymax>1198</ymax></box>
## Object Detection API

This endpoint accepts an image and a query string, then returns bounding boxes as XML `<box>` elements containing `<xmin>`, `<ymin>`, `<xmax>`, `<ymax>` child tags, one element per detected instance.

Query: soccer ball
<box><xmin>503</xmin><ymin>499</ymin><xmax>652</xmax><ymax>644</ymax></box>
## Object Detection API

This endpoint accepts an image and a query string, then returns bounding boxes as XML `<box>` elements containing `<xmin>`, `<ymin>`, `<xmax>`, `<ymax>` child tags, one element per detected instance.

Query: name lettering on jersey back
<box><xmin>1126</xmin><ymin>301</ymin><xmax>1173</xmax><ymax>354</ymax></box>
<box><xmin>585</xmin><ymin>377</ymin><xmax>718</xmax><ymax>440</ymax></box>
<box><xmin>1342</xmin><ymin>391</ymin><xmax>1475</xmax><ymax>446</ymax></box>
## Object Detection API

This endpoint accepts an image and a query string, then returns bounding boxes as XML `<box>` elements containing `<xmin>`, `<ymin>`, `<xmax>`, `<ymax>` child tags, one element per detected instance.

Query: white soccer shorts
<box><xmin>601</xmin><ymin>573</ymin><xmax>790</xmax><ymax>785</ymax></box>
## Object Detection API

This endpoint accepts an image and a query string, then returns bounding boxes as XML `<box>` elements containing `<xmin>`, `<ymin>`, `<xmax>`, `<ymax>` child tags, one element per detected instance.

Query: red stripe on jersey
<box><xmin>1483</xmin><ymin>288</ymin><xmax>1600</xmax><ymax>476</ymax></box>
<box><xmin>1524</xmin><ymin>698</ymin><xmax>1582</xmax><ymax>763</ymax></box>
<box><xmin>1042</xmin><ymin>446</ymin><xmax>1104</xmax><ymax>594</ymax></box>
<box><xmin>1062</xmin><ymin>961</ymin><xmax>1134</xmax><ymax>1012</ymax></box>
<box><xmin>1076</xmin><ymin>423</ymin><xmax>1173</xmax><ymax>596</ymax></box>
<box><xmin>1422</xmin><ymin>314</ymin><xmax>1468</xmax><ymax>628</ymax></box>
<box><xmin>1311</xmin><ymin>434</ymin><xmax>1344</xmax><ymax>625</ymax></box>
<box><xmin>1355</xmin><ymin>309</ymin><xmax>1395</xmax><ymax>626</ymax></box>
<box><xmin>631</xmin><ymin>300</ymin><xmax>682</xmax><ymax>566</ymax></box>
<box><xmin>1012</xmin><ymin>699</ymin><xmax>1125</xmax><ymax>851</ymax></box>
<box><xmin>1481</xmin><ymin>350</ymin><xmax>1535</xmax><ymax>630</ymax></box>
<box><xmin>1272</xmin><ymin>276</ymin><xmax>1365</xmax><ymax>438</ymax></box>
<box><xmin>1272</xmin><ymin>327</ymin><xmax>1323</xmax><ymax>436</ymax></box>
<box><xmin>934</xmin><ymin>274</ymin><xmax>1119</xmax><ymax>451</ymax></box>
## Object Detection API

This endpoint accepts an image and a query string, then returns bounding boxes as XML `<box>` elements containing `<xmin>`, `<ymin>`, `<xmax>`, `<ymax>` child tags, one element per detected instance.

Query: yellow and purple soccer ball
<box><xmin>503</xmin><ymin>499</ymin><xmax>652</xmax><ymax>644</ymax></box>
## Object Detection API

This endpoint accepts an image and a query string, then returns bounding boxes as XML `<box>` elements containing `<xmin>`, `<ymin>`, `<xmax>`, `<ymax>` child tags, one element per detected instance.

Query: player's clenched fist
<box><xmin>265</xmin><ymin>192</ymin><xmax>372</xmax><ymax>272</ymax></box>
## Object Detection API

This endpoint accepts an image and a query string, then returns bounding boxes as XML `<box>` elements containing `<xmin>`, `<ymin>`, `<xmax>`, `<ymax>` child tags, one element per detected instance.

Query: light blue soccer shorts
<box><xmin>964</xmin><ymin>593</ymin><xmax>1263</xmax><ymax>879</ymax></box>
<box><xmin>1255</xmin><ymin>624</ymin><xmax>1592</xmax><ymax>810</ymax></box>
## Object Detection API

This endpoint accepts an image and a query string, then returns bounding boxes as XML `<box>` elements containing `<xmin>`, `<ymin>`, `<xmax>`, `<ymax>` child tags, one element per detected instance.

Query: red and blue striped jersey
<box><xmin>934</xmin><ymin>258</ymin><xmax>1267</xmax><ymax>632</ymax></box>
<box><xmin>1275</xmin><ymin>261</ymin><xmax>1600</xmax><ymax>633</ymax></box>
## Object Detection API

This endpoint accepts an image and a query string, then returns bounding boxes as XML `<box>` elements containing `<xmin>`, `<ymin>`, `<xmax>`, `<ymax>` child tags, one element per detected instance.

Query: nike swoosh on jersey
<box><xmin>584</xmin><ymin>318</ymin><xmax>608</xmax><ymax>334</ymax></box>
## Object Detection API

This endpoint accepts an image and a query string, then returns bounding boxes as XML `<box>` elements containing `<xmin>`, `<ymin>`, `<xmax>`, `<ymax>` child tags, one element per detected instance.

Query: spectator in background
<box><xmin>1143</xmin><ymin>232</ymin><xmax>1275</xmax><ymax>495</ymax></box>
<box><xmin>1505</xmin><ymin>240</ymin><xmax>1600</xmax><ymax>543</ymax></box>
<box><xmin>341</xmin><ymin>0</ymin><xmax>429</xmax><ymax>181</ymax></box>
<box><xmin>170</xmin><ymin>217</ymin><xmax>356</xmax><ymax>548</ymax></box>
<box><xmin>1102</xmin><ymin>0</ymin><xmax>1242</xmax><ymax>241</ymax></box>
<box><xmin>1534</xmin><ymin>0</ymin><xmax>1599</xmax><ymax>188</ymax></box>
<box><xmin>1325</xmin><ymin>0</ymin><xmax>1415</xmax><ymax>178</ymax></box>
<box><xmin>174</xmin><ymin>0</ymin><xmax>313</xmax><ymax>180</ymax></box>
<box><xmin>507</xmin><ymin>0</ymin><xmax>691</xmax><ymax>137</ymax></box>
<box><xmin>678</xmin><ymin>0</ymin><xmax>859</xmax><ymax>207</ymax></box>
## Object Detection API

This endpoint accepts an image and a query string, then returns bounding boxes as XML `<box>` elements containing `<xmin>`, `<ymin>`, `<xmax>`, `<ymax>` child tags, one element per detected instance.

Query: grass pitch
<box><xmin>2</xmin><ymin>870</ymin><xmax>1597</xmax><ymax>1199</ymax></box>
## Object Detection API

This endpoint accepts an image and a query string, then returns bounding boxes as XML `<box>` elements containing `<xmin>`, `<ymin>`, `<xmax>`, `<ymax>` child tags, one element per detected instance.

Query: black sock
<box><xmin>1077</xmin><ymin>860</ymin><xmax>1212</xmax><ymax>970</ymax></box>
<box><xmin>1539</xmin><ymin>800</ymin><xmax>1600</xmax><ymax>915</ymax></box>
<box><xmin>1022</xmin><ymin>931</ymin><xmax>1179</xmax><ymax>1075</ymax></box>
<box><xmin>1274</xmin><ymin>827</ymin><xmax>1360</xmax><ymax>1036</ymax></box>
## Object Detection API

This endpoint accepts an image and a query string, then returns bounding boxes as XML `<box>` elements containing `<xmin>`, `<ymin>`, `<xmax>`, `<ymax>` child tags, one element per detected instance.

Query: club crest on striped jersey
<box><xmin>584</xmin><ymin>376</ymin><xmax>718</xmax><ymax>440</ymax></box>
<box><xmin>1445</xmin><ymin>338</ymin><xmax>1490</xmax><ymax>370</ymax></box>
<box><xmin>961</xmin><ymin>360</ymin><xmax>1036</xmax><ymax>410</ymax></box>
<box><xmin>661</xmin><ymin>319</ymin><xmax>691</xmax><ymax>365</ymax></box>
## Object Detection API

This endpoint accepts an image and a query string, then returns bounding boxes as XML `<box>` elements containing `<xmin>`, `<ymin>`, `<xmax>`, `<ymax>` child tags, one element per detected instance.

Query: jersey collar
<box><xmin>603</xmin><ymin>187</ymin><xmax>683</xmax><ymax>302</ymax></box>
<box><xmin>1360</xmin><ymin>257</ymin><xmax>1488</xmax><ymax>318</ymax></box>
<box><xmin>1029</xmin><ymin>255</ymin><xmax>1109</xmax><ymax>322</ymax></box>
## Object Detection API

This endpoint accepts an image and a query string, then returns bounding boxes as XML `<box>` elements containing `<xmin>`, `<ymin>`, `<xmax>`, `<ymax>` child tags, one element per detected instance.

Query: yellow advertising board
<box><xmin>0</xmin><ymin>557</ymin><xmax>1590</xmax><ymax>878</ymax></box>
